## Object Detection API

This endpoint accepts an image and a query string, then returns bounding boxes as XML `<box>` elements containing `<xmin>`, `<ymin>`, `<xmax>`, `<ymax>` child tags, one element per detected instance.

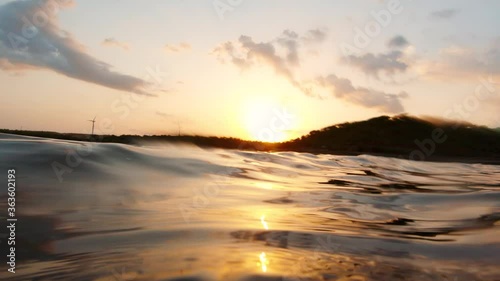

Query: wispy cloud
<box><xmin>212</xmin><ymin>29</ymin><xmax>408</xmax><ymax>112</ymax></box>
<box><xmin>212</xmin><ymin>31</ymin><xmax>312</xmax><ymax>96</ymax></box>
<box><xmin>164</xmin><ymin>42</ymin><xmax>191</xmax><ymax>53</ymax></box>
<box><xmin>341</xmin><ymin>35</ymin><xmax>412</xmax><ymax>79</ymax></box>
<box><xmin>102</xmin><ymin>37</ymin><xmax>130</xmax><ymax>50</ymax></box>
<box><xmin>342</xmin><ymin>50</ymin><xmax>408</xmax><ymax>78</ymax></box>
<box><xmin>301</xmin><ymin>28</ymin><xmax>328</xmax><ymax>44</ymax></box>
<box><xmin>317</xmin><ymin>75</ymin><xmax>408</xmax><ymax>113</ymax></box>
<box><xmin>0</xmin><ymin>0</ymin><xmax>154</xmax><ymax>95</ymax></box>
<box><xmin>429</xmin><ymin>9</ymin><xmax>459</xmax><ymax>20</ymax></box>
<box><xmin>416</xmin><ymin>40</ymin><xmax>500</xmax><ymax>80</ymax></box>
<box><xmin>277</xmin><ymin>30</ymin><xmax>301</xmax><ymax>66</ymax></box>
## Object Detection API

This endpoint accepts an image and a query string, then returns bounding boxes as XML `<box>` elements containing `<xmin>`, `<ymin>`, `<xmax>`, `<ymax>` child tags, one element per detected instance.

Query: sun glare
<box><xmin>243</xmin><ymin>98</ymin><xmax>295</xmax><ymax>142</ymax></box>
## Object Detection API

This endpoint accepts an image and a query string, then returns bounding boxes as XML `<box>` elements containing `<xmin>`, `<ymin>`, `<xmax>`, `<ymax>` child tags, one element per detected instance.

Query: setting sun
<box><xmin>243</xmin><ymin>98</ymin><xmax>295</xmax><ymax>142</ymax></box>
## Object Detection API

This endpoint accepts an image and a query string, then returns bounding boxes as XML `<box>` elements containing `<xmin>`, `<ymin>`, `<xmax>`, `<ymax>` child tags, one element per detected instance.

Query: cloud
<box><xmin>0</xmin><ymin>0</ymin><xmax>154</xmax><ymax>95</ymax></box>
<box><xmin>0</xmin><ymin>58</ymin><xmax>38</xmax><ymax>72</ymax></box>
<box><xmin>102</xmin><ymin>37</ymin><xmax>129</xmax><ymax>50</ymax></box>
<box><xmin>277</xmin><ymin>30</ymin><xmax>300</xmax><ymax>66</ymax></box>
<box><xmin>387</xmin><ymin>35</ymin><xmax>409</xmax><ymax>48</ymax></box>
<box><xmin>212</xmin><ymin>29</ymin><xmax>408</xmax><ymax>112</ymax></box>
<box><xmin>429</xmin><ymin>9</ymin><xmax>459</xmax><ymax>20</ymax></box>
<box><xmin>302</xmin><ymin>28</ymin><xmax>327</xmax><ymax>44</ymax></box>
<box><xmin>416</xmin><ymin>40</ymin><xmax>500</xmax><ymax>80</ymax></box>
<box><xmin>212</xmin><ymin>28</ymin><xmax>326</xmax><ymax>71</ymax></box>
<box><xmin>212</xmin><ymin>31</ymin><xmax>313</xmax><ymax>96</ymax></box>
<box><xmin>317</xmin><ymin>75</ymin><xmax>407</xmax><ymax>113</ymax></box>
<box><xmin>164</xmin><ymin>42</ymin><xmax>191</xmax><ymax>53</ymax></box>
<box><xmin>342</xmin><ymin>50</ymin><xmax>408</xmax><ymax>78</ymax></box>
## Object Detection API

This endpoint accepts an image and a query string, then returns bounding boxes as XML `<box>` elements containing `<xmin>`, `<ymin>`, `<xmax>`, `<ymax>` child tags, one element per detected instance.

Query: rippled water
<box><xmin>0</xmin><ymin>133</ymin><xmax>499</xmax><ymax>281</ymax></box>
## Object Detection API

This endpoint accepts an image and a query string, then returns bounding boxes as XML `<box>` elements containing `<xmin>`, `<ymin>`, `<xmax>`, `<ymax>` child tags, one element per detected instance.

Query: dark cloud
<box><xmin>387</xmin><ymin>35</ymin><xmax>409</xmax><ymax>48</ymax></box>
<box><xmin>317</xmin><ymin>75</ymin><xmax>407</xmax><ymax>113</ymax></box>
<box><xmin>429</xmin><ymin>9</ymin><xmax>459</xmax><ymax>19</ymax></box>
<box><xmin>343</xmin><ymin>51</ymin><xmax>408</xmax><ymax>78</ymax></box>
<box><xmin>0</xmin><ymin>0</ymin><xmax>154</xmax><ymax>95</ymax></box>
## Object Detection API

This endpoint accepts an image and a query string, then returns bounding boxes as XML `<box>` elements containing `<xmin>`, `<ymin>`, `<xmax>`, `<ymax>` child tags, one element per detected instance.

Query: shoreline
<box><xmin>1</xmin><ymin>131</ymin><xmax>499</xmax><ymax>166</ymax></box>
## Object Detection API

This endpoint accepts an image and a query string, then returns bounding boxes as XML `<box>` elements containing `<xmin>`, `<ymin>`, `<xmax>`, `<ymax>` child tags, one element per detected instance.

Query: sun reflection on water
<box><xmin>258</xmin><ymin>214</ymin><xmax>270</xmax><ymax>273</ymax></box>
<box><xmin>260</xmin><ymin>215</ymin><xmax>269</xmax><ymax>230</ymax></box>
<box><xmin>259</xmin><ymin>252</ymin><xmax>268</xmax><ymax>273</ymax></box>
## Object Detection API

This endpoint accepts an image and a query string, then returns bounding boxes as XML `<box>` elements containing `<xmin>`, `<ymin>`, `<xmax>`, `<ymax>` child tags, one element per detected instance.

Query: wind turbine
<box><xmin>88</xmin><ymin>116</ymin><xmax>96</xmax><ymax>136</ymax></box>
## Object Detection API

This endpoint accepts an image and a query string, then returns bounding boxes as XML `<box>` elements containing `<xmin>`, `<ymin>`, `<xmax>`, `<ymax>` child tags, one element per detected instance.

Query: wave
<box><xmin>0</xmin><ymin>133</ymin><xmax>499</xmax><ymax>280</ymax></box>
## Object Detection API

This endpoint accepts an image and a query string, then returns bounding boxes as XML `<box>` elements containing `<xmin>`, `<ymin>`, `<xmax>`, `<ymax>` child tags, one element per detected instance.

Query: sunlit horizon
<box><xmin>1</xmin><ymin>0</ymin><xmax>499</xmax><ymax>139</ymax></box>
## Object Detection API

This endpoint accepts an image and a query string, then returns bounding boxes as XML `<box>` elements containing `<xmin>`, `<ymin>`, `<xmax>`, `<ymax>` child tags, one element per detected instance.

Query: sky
<box><xmin>0</xmin><ymin>0</ymin><xmax>499</xmax><ymax>142</ymax></box>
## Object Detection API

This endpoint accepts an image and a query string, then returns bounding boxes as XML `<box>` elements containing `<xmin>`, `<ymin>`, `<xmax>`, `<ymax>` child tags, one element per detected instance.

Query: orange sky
<box><xmin>1</xmin><ymin>0</ymin><xmax>499</xmax><ymax>141</ymax></box>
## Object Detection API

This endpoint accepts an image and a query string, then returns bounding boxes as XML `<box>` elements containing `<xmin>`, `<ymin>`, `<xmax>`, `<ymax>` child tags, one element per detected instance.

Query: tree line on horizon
<box><xmin>1</xmin><ymin>115</ymin><xmax>499</xmax><ymax>160</ymax></box>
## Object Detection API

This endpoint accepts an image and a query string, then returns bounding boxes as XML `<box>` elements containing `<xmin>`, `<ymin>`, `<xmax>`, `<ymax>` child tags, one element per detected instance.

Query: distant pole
<box><xmin>176</xmin><ymin>120</ymin><xmax>181</xmax><ymax>136</ymax></box>
<box><xmin>88</xmin><ymin>116</ymin><xmax>96</xmax><ymax>136</ymax></box>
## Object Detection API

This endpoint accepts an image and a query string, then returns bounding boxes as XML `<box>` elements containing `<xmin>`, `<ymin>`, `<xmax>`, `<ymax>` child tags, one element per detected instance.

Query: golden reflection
<box><xmin>255</xmin><ymin>182</ymin><xmax>273</xmax><ymax>189</ymax></box>
<box><xmin>260</xmin><ymin>215</ymin><xmax>269</xmax><ymax>230</ymax></box>
<box><xmin>258</xmin><ymin>214</ymin><xmax>270</xmax><ymax>273</ymax></box>
<box><xmin>258</xmin><ymin>252</ymin><xmax>268</xmax><ymax>273</ymax></box>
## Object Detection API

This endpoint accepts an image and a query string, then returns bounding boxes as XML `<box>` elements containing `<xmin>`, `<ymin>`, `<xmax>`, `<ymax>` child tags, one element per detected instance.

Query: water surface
<box><xmin>0</xmin><ymin>133</ymin><xmax>499</xmax><ymax>281</ymax></box>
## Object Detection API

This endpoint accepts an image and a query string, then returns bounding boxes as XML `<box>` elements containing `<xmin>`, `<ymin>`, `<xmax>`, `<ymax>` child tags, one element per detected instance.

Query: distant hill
<box><xmin>1</xmin><ymin>115</ymin><xmax>499</xmax><ymax>163</ymax></box>
<box><xmin>280</xmin><ymin>115</ymin><xmax>500</xmax><ymax>160</ymax></box>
